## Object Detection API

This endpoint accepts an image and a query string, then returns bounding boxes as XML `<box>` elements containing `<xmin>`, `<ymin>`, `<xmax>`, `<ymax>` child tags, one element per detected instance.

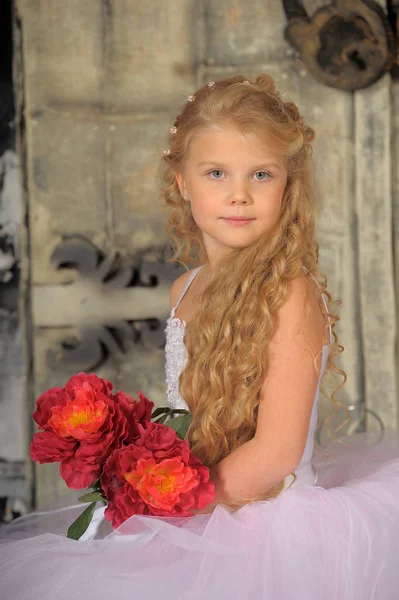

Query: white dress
<box><xmin>1</xmin><ymin>266</ymin><xmax>399</xmax><ymax>600</ymax></box>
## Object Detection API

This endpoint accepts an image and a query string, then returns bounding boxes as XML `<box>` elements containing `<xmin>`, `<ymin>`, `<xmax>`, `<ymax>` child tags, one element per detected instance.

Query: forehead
<box><xmin>186</xmin><ymin>125</ymin><xmax>285</xmax><ymax>164</ymax></box>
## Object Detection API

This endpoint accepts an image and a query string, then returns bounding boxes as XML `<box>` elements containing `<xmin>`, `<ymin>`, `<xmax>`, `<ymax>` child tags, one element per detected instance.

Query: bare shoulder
<box><xmin>169</xmin><ymin>268</ymin><xmax>198</xmax><ymax>310</ymax></box>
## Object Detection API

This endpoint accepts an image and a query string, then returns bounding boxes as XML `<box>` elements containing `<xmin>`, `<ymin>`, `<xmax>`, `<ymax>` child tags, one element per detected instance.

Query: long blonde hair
<box><xmin>161</xmin><ymin>74</ymin><xmax>347</xmax><ymax>508</ymax></box>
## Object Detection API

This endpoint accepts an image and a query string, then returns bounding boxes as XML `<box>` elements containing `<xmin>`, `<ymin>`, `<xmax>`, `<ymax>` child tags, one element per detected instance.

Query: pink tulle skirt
<box><xmin>1</xmin><ymin>430</ymin><xmax>399</xmax><ymax>600</ymax></box>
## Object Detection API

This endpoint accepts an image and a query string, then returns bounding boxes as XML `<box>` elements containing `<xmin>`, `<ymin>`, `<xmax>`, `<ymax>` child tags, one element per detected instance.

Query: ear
<box><xmin>174</xmin><ymin>171</ymin><xmax>187</xmax><ymax>198</ymax></box>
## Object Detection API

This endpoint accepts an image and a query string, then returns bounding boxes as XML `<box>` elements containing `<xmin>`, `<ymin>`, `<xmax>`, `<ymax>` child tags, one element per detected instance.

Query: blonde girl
<box><xmin>162</xmin><ymin>73</ymin><xmax>344</xmax><ymax>512</ymax></box>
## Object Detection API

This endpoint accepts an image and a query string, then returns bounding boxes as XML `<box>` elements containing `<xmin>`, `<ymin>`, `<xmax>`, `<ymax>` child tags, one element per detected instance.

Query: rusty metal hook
<box><xmin>282</xmin><ymin>0</ymin><xmax>397</xmax><ymax>90</ymax></box>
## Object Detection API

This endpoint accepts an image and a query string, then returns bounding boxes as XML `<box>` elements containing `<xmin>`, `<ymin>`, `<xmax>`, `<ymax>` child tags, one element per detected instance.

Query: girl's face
<box><xmin>175</xmin><ymin>125</ymin><xmax>288</xmax><ymax>261</ymax></box>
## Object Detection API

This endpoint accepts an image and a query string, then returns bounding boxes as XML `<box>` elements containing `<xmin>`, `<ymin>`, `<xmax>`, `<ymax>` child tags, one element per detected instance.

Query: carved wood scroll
<box><xmin>283</xmin><ymin>0</ymin><xmax>397</xmax><ymax>90</ymax></box>
<box><xmin>33</xmin><ymin>237</ymin><xmax>181</xmax><ymax>372</ymax></box>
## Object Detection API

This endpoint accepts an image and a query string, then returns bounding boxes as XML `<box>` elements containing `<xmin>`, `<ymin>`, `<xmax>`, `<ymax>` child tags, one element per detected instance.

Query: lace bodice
<box><xmin>164</xmin><ymin>265</ymin><xmax>333</xmax><ymax>488</ymax></box>
<box><xmin>165</xmin><ymin>306</ymin><xmax>192</xmax><ymax>410</ymax></box>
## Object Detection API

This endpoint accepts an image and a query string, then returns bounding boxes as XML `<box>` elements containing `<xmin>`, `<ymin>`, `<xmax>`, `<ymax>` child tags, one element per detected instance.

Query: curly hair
<box><xmin>160</xmin><ymin>74</ymin><xmax>347</xmax><ymax>508</ymax></box>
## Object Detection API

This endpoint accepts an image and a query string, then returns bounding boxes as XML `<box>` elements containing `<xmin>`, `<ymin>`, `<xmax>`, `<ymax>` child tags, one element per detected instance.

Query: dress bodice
<box><xmin>164</xmin><ymin>265</ymin><xmax>333</xmax><ymax>489</ymax></box>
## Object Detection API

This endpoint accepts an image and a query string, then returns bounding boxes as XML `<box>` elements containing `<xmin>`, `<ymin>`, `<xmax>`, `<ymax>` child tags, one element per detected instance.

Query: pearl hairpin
<box><xmin>207</xmin><ymin>81</ymin><xmax>215</xmax><ymax>87</ymax></box>
<box><xmin>163</xmin><ymin>149</ymin><xmax>171</xmax><ymax>156</ymax></box>
<box><xmin>170</xmin><ymin>126</ymin><xmax>177</xmax><ymax>134</ymax></box>
<box><xmin>187</xmin><ymin>94</ymin><xmax>196</xmax><ymax>102</ymax></box>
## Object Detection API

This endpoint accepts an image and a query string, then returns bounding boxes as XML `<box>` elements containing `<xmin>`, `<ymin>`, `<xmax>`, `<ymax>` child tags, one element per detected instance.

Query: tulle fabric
<box><xmin>1</xmin><ymin>430</ymin><xmax>399</xmax><ymax>600</ymax></box>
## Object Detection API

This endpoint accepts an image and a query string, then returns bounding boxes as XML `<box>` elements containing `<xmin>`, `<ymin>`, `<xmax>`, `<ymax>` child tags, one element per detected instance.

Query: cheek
<box><xmin>190</xmin><ymin>200</ymin><xmax>215</xmax><ymax>224</ymax></box>
<box><xmin>257</xmin><ymin>190</ymin><xmax>284</xmax><ymax>215</ymax></box>
<box><xmin>268</xmin><ymin>181</ymin><xmax>286</xmax><ymax>208</ymax></box>
<box><xmin>191</xmin><ymin>191</ymin><xmax>218</xmax><ymax>216</ymax></box>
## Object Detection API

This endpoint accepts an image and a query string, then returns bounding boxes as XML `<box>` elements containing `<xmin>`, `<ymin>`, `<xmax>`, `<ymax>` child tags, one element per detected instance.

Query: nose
<box><xmin>229</xmin><ymin>179</ymin><xmax>252</xmax><ymax>205</ymax></box>
<box><xmin>231</xmin><ymin>195</ymin><xmax>248</xmax><ymax>204</ymax></box>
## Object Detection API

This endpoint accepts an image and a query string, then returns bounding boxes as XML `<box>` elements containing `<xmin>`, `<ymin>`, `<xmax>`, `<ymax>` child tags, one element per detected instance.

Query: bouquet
<box><xmin>30</xmin><ymin>373</ymin><xmax>215</xmax><ymax>539</ymax></box>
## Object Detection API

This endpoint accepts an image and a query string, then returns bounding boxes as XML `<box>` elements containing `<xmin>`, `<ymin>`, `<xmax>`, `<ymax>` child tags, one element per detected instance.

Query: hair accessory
<box><xmin>163</xmin><ymin>149</ymin><xmax>171</xmax><ymax>156</ymax></box>
<box><xmin>243</xmin><ymin>80</ymin><xmax>251</xmax><ymax>85</ymax></box>
<box><xmin>187</xmin><ymin>94</ymin><xmax>196</xmax><ymax>102</ymax></box>
<box><xmin>169</xmin><ymin>126</ymin><xmax>177</xmax><ymax>134</ymax></box>
<box><xmin>207</xmin><ymin>81</ymin><xmax>215</xmax><ymax>87</ymax></box>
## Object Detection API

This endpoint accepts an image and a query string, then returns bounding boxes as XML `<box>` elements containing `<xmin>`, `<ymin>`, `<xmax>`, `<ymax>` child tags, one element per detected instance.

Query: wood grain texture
<box><xmin>17</xmin><ymin>0</ymin><xmax>202</xmax><ymax>112</ymax></box>
<box><xmin>355</xmin><ymin>74</ymin><xmax>397</xmax><ymax>430</ymax></box>
<box><xmin>393</xmin><ymin>81</ymin><xmax>399</xmax><ymax>430</ymax></box>
<box><xmin>204</xmin><ymin>0</ymin><xmax>287</xmax><ymax>65</ymax></box>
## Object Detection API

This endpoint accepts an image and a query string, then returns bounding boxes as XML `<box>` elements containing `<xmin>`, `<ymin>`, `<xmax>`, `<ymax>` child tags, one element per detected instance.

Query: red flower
<box><xmin>32</xmin><ymin>387</ymin><xmax>71</xmax><ymax>430</ymax></box>
<box><xmin>59</xmin><ymin>455</ymin><xmax>103</xmax><ymax>490</ymax></box>
<box><xmin>134</xmin><ymin>421</ymin><xmax>190</xmax><ymax>462</ymax></box>
<box><xmin>101</xmin><ymin>423</ymin><xmax>215</xmax><ymax>528</ymax></box>
<box><xmin>66</xmin><ymin>373</ymin><xmax>114</xmax><ymax>395</ymax></box>
<box><xmin>113</xmin><ymin>390</ymin><xmax>153</xmax><ymax>442</ymax></box>
<box><xmin>30</xmin><ymin>373</ymin><xmax>129</xmax><ymax>489</ymax></box>
<box><xmin>30</xmin><ymin>430</ymin><xmax>76</xmax><ymax>463</ymax></box>
<box><xmin>48</xmin><ymin>393</ymin><xmax>109</xmax><ymax>440</ymax></box>
<box><xmin>125</xmin><ymin>456</ymin><xmax>198</xmax><ymax>510</ymax></box>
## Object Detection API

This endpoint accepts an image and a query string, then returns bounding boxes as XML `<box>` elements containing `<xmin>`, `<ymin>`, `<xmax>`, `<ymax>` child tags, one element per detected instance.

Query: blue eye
<box><xmin>207</xmin><ymin>169</ymin><xmax>271</xmax><ymax>180</ymax></box>
<box><xmin>209</xmin><ymin>169</ymin><xmax>224</xmax><ymax>179</ymax></box>
<box><xmin>253</xmin><ymin>171</ymin><xmax>271</xmax><ymax>181</ymax></box>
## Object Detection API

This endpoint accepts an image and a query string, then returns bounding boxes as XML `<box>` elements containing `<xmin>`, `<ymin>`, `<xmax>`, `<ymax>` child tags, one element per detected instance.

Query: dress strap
<box><xmin>172</xmin><ymin>265</ymin><xmax>204</xmax><ymax>313</ymax></box>
<box><xmin>301</xmin><ymin>266</ymin><xmax>333</xmax><ymax>345</ymax></box>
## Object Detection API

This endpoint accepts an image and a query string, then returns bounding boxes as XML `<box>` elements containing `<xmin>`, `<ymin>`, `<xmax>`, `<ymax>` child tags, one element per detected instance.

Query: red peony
<box><xmin>30</xmin><ymin>373</ymin><xmax>130</xmax><ymax>489</ymax></box>
<box><xmin>48</xmin><ymin>393</ymin><xmax>109</xmax><ymax>440</ymax></box>
<box><xmin>32</xmin><ymin>387</ymin><xmax>71</xmax><ymax>430</ymax></box>
<box><xmin>113</xmin><ymin>390</ymin><xmax>154</xmax><ymax>443</ymax></box>
<box><xmin>101</xmin><ymin>422</ymin><xmax>215</xmax><ymax>528</ymax></box>
<box><xmin>30</xmin><ymin>373</ymin><xmax>214</xmax><ymax>541</ymax></box>
<box><xmin>134</xmin><ymin>421</ymin><xmax>190</xmax><ymax>462</ymax></box>
<box><xmin>66</xmin><ymin>373</ymin><xmax>114</xmax><ymax>395</ymax></box>
<box><xmin>59</xmin><ymin>454</ymin><xmax>104</xmax><ymax>490</ymax></box>
<box><xmin>125</xmin><ymin>456</ymin><xmax>199</xmax><ymax>510</ymax></box>
<box><xmin>30</xmin><ymin>430</ymin><xmax>77</xmax><ymax>463</ymax></box>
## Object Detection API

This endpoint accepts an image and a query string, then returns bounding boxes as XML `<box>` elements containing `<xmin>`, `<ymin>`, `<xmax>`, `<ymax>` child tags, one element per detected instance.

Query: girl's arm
<box><xmin>193</xmin><ymin>274</ymin><xmax>326</xmax><ymax>514</ymax></box>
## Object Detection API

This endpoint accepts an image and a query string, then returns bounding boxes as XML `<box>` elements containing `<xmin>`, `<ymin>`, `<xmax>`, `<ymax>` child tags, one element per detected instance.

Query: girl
<box><xmin>1</xmin><ymin>74</ymin><xmax>399</xmax><ymax>599</ymax></box>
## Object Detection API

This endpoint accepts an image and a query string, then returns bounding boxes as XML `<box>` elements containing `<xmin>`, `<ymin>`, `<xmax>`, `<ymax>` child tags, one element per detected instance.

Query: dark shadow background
<box><xmin>0</xmin><ymin>0</ymin><xmax>23</xmax><ymax>525</ymax></box>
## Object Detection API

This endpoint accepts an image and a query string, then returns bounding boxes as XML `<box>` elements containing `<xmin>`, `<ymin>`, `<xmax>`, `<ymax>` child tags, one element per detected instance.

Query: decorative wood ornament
<box><xmin>33</xmin><ymin>237</ymin><xmax>180</xmax><ymax>371</ymax></box>
<box><xmin>282</xmin><ymin>0</ymin><xmax>397</xmax><ymax>90</ymax></box>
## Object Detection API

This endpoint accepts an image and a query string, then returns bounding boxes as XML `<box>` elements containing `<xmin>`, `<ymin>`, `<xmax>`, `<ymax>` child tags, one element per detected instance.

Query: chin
<box><xmin>220</xmin><ymin>241</ymin><xmax>256</xmax><ymax>251</ymax></box>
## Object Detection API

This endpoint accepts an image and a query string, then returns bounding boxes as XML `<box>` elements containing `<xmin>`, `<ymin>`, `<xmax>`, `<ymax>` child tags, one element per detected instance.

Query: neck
<box><xmin>203</xmin><ymin>248</ymin><xmax>232</xmax><ymax>276</ymax></box>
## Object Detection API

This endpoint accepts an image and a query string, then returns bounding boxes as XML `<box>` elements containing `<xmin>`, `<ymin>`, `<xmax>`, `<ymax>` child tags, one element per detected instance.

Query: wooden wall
<box><xmin>12</xmin><ymin>0</ymin><xmax>398</xmax><ymax>507</ymax></box>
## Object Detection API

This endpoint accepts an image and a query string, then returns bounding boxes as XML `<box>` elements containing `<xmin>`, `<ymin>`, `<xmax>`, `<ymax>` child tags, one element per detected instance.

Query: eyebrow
<box><xmin>196</xmin><ymin>161</ymin><xmax>282</xmax><ymax>171</ymax></box>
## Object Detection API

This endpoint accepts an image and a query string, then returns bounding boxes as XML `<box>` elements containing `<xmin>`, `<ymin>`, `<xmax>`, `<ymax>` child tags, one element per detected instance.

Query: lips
<box><xmin>222</xmin><ymin>216</ymin><xmax>255</xmax><ymax>227</ymax></box>
<box><xmin>223</xmin><ymin>217</ymin><xmax>254</xmax><ymax>221</ymax></box>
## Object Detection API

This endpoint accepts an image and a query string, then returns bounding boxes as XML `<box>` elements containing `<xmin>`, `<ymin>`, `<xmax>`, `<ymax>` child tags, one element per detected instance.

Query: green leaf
<box><xmin>78</xmin><ymin>491</ymin><xmax>105</xmax><ymax>504</ymax></box>
<box><xmin>152</xmin><ymin>406</ymin><xmax>171</xmax><ymax>419</ymax></box>
<box><xmin>167</xmin><ymin>414</ymin><xmax>192</xmax><ymax>440</ymax></box>
<box><xmin>67</xmin><ymin>501</ymin><xmax>98</xmax><ymax>540</ymax></box>
<box><xmin>154</xmin><ymin>413</ymin><xmax>169</xmax><ymax>424</ymax></box>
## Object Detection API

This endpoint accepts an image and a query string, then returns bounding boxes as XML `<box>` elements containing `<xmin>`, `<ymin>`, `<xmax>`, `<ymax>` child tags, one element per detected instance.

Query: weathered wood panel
<box><xmin>18</xmin><ymin>0</ymin><xmax>202</xmax><ymax>112</ymax></box>
<box><xmin>392</xmin><ymin>80</ymin><xmax>399</xmax><ymax>431</ymax></box>
<box><xmin>28</xmin><ymin>113</ymin><xmax>109</xmax><ymax>284</ymax></box>
<box><xmin>107</xmin><ymin>117</ymin><xmax>172</xmax><ymax>252</ymax></box>
<box><xmin>355</xmin><ymin>74</ymin><xmax>397</xmax><ymax>430</ymax></box>
<box><xmin>204</xmin><ymin>1</ymin><xmax>287</xmax><ymax>65</ymax></box>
